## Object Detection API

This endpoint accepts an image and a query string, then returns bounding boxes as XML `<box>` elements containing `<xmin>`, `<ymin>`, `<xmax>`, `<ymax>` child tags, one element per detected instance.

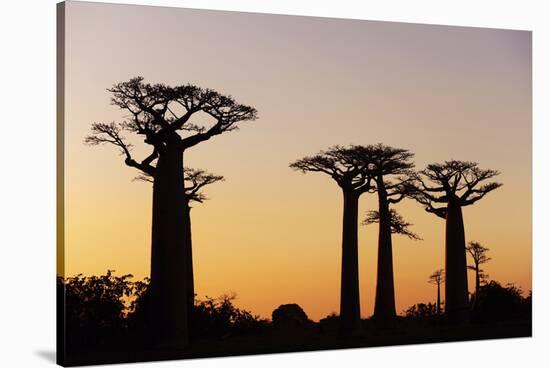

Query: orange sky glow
<box><xmin>60</xmin><ymin>2</ymin><xmax>531</xmax><ymax>321</ymax></box>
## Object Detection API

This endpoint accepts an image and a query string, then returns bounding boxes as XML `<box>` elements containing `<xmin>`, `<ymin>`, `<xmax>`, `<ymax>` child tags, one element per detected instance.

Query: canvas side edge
<box><xmin>56</xmin><ymin>1</ymin><xmax>67</xmax><ymax>366</ymax></box>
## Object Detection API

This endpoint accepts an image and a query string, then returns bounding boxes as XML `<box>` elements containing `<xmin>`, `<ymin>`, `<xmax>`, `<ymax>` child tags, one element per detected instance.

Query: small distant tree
<box><xmin>428</xmin><ymin>269</ymin><xmax>445</xmax><ymax>315</ymax></box>
<box><xmin>411</xmin><ymin>160</ymin><xmax>502</xmax><ymax>322</ymax></box>
<box><xmin>466</xmin><ymin>241</ymin><xmax>491</xmax><ymax>299</ymax></box>
<box><xmin>182</xmin><ymin>168</ymin><xmax>224</xmax><ymax>314</ymax></box>
<box><xmin>290</xmin><ymin>145</ymin><xmax>374</xmax><ymax>333</ymax></box>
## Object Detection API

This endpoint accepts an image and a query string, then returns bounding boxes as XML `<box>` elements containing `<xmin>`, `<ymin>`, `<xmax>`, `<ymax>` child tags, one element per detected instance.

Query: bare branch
<box><xmin>183</xmin><ymin>168</ymin><xmax>225</xmax><ymax>203</ymax></box>
<box><xmin>362</xmin><ymin>209</ymin><xmax>422</xmax><ymax>240</ymax></box>
<box><xmin>84</xmin><ymin>122</ymin><xmax>156</xmax><ymax>176</ymax></box>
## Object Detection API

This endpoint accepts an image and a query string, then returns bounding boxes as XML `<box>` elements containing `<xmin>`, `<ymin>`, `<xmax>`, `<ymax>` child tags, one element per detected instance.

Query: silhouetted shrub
<box><xmin>271</xmin><ymin>303</ymin><xmax>311</xmax><ymax>329</ymax></box>
<box><xmin>59</xmin><ymin>271</ymin><xmax>134</xmax><ymax>349</ymax></box>
<box><xmin>191</xmin><ymin>293</ymin><xmax>270</xmax><ymax>339</ymax></box>
<box><xmin>403</xmin><ymin>303</ymin><xmax>438</xmax><ymax>320</ymax></box>
<box><xmin>472</xmin><ymin>281</ymin><xmax>530</xmax><ymax>323</ymax></box>
<box><xmin>125</xmin><ymin>278</ymin><xmax>151</xmax><ymax>342</ymax></box>
<box><xmin>319</xmin><ymin>312</ymin><xmax>339</xmax><ymax>333</ymax></box>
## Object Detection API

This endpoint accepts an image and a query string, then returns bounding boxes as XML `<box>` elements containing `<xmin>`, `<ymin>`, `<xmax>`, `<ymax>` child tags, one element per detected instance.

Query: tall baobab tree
<box><xmin>428</xmin><ymin>269</ymin><xmax>445</xmax><ymax>315</ymax></box>
<box><xmin>412</xmin><ymin>161</ymin><xmax>501</xmax><ymax>323</ymax></box>
<box><xmin>136</xmin><ymin>167</ymin><xmax>224</xmax><ymax>317</ymax></box>
<box><xmin>361</xmin><ymin>144</ymin><xmax>415</xmax><ymax>323</ymax></box>
<box><xmin>362</xmin><ymin>207</ymin><xmax>421</xmax><ymax>322</ymax></box>
<box><xmin>466</xmin><ymin>241</ymin><xmax>491</xmax><ymax>299</ymax></box>
<box><xmin>290</xmin><ymin>145</ymin><xmax>374</xmax><ymax>333</ymax></box>
<box><xmin>85</xmin><ymin>77</ymin><xmax>257</xmax><ymax>344</ymax></box>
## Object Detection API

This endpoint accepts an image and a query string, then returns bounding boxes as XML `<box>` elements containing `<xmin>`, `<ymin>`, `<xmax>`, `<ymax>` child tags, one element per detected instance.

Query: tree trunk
<box><xmin>475</xmin><ymin>264</ymin><xmax>480</xmax><ymax>296</ymax></box>
<box><xmin>436</xmin><ymin>283</ymin><xmax>441</xmax><ymax>315</ymax></box>
<box><xmin>183</xmin><ymin>202</ymin><xmax>194</xmax><ymax>326</ymax></box>
<box><xmin>444</xmin><ymin>200</ymin><xmax>469</xmax><ymax>323</ymax></box>
<box><xmin>339</xmin><ymin>190</ymin><xmax>361</xmax><ymax>333</ymax></box>
<box><xmin>470</xmin><ymin>263</ymin><xmax>480</xmax><ymax>310</ymax></box>
<box><xmin>149</xmin><ymin>146</ymin><xmax>189</xmax><ymax>345</ymax></box>
<box><xmin>373</xmin><ymin>185</ymin><xmax>396</xmax><ymax>322</ymax></box>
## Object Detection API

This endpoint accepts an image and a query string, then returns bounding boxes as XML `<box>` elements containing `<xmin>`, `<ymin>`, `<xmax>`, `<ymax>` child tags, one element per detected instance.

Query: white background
<box><xmin>0</xmin><ymin>0</ymin><xmax>548</xmax><ymax>367</ymax></box>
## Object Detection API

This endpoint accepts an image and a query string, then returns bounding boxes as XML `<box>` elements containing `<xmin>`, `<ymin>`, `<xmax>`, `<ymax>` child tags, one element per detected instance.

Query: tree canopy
<box><xmin>85</xmin><ymin>77</ymin><xmax>258</xmax><ymax>176</ymax></box>
<box><xmin>412</xmin><ymin>160</ymin><xmax>502</xmax><ymax>218</ymax></box>
<box><xmin>289</xmin><ymin>145</ymin><xmax>374</xmax><ymax>193</ymax></box>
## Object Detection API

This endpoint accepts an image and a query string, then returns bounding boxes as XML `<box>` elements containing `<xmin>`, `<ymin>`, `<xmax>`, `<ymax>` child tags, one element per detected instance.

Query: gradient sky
<box><xmin>61</xmin><ymin>1</ymin><xmax>531</xmax><ymax>321</ymax></box>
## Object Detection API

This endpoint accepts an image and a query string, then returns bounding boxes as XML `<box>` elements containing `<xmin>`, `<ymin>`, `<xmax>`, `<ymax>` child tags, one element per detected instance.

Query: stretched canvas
<box><xmin>57</xmin><ymin>1</ymin><xmax>532</xmax><ymax>366</ymax></box>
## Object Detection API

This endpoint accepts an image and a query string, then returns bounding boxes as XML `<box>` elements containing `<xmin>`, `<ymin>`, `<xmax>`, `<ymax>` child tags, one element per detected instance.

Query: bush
<box><xmin>472</xmin><ymin>281</ymin><xmax>530</xmax><ymax>323</ymax></box>
<box><xmin>319</xmin><ymin>312</ymin><xmax>339</xmax><ymax>333</ymax></box>
<box><xmin>403</xmin><ymin>303</ymin><xmax>439</xmax><ymax>320</ymax></box>
<box><xmin>59</xmin><ymin>271</ymin><xmax>134</xmax><ymax>349</ymax></box>
<box><xmin>191</xmin><ymin>293</ymin><xmax>270</xmax><ymax>338</ymax></box>
<box><xmin>271</xmin><ymin>303</ymin><xmax>311</xmax><ymax>329</ymax></box>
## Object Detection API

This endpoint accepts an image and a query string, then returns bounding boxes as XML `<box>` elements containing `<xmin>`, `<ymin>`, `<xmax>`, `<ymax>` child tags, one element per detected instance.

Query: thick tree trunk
<box><xmin>373</xmin><ymin>186</ymin><xmax>396</xmax><ymax>322</ymax></box>
<box><xmin>444</xmin><ymin>200</ymin><xmax>469</xmax><ymax>323</ymax></box>
<box><xmin>183</xmin><ymin>202</ymin><xmax>194</xmax><ymax>325</ymax></box>
<box><xmin>339</xmin><ymin>190</ymin><xmax>361</xmax><ymax>333</ymax></box>
<box><xmin>149</xmin><ymin>146</ymin><xmax>189</xmax><ymax>345</ymax></box>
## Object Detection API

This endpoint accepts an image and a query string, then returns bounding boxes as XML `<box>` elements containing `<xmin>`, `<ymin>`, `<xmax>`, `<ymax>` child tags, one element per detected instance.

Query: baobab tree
<box><xmin>290</xmin><ymin>145</ymin><xmax>374</xmax><ymax>333</ymax></box>
<box><xmin>182</xmin><ymin>168</ymin><xmax>224</xmax><ymax>316</ymax></box>
<box><xmin>428</xmin><ymin>269</ymin><xmax>445</xmax><ymax>315</ymax></box>
<box><xmin>362</xmin><ymin>207</ymin><xmax>421</xmax><ymax>322</ymax></box>
<box><xmin>361</xmin><ymin>144</ymin><xmax>415</xmax><ymax>323</ymax></box>
<box><xmin>412</xmin><ymin>160</ymin><xmax>501</xmax><ymax>323</ymax></box>
<box><xmin>85</xmin><ymin>77</ymin><xmax>257</xmax><ymax>344</ymax></box>
<box><xmin>466</xmin><ymin>241</ymin><xmax>491</xmax><ymax>299</ymax></box>
<box><xmin>136</xmin><ymin>167</ymin><xmax>224</xmax><ymax>317</ymax></box>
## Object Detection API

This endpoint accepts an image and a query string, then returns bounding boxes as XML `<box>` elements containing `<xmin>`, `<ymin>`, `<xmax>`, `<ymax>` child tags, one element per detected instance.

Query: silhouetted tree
<box><xmin>136</xmin><ymin>167</ymin><xmax>224</xmax><ymax>317</ymax></box>
<box><xmin>428</xmin><ymin>269</ymin><xmax>445</xmax><ymax>315</ymax></box>
<box><xmin>471</xmin><ymin>281</ymin><xmax>528</xmax><ymax>323</ymax></box>
<box><xmin>361</xmin><ymin>144</ymin><xmax>415</xmax><ymax>323</ymax></box>
<box><xmin>60</xmin><ymin>271</ymin><xmax>134</xmax><ymax>349</ymax></box>
<box><xmin>466</xmin><ymin>241</ymin><xmax>491</xmax><ymax>299</ymax></box>
<box><xmin>85</xmin><ymin>77</ymin><xmax>257</xmax><ymax>344</ymax></box>
<box><xmin>290</xmin><ymin>145</ymin><xmax>374</xmax><ymax>333</ymax></box>
<box><xmin>412</xmin><ymin>161</ymin><xmax>501</xmax><ymax>323</ymax></box>
<box><xmin>182</xmin><ymin>168</ymin><xmax>224</xmax><ymax>316</ymax></box>
<box><xmin>363</xmin><ymin>207</ymin><xmax>420</xmax><ymax>322</ymax></box>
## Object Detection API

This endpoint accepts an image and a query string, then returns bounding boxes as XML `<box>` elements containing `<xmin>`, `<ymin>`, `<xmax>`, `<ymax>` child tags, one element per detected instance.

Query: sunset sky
<box><xmin>60</xmin><ymin>1</ymin><xmax>531</xmax><ymax>321</ymax></box>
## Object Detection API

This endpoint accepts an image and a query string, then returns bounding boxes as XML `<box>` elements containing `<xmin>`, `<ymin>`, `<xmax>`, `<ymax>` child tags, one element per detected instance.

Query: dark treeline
<box><xmin>65</xmin><ymin>77</ymin><xmax>531</xmax><ymax>365</ymax></box>
<box><xmin>58</xmin><ymin>270</ymin><xmax>531</xmax><ymax>366</ymax></box>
